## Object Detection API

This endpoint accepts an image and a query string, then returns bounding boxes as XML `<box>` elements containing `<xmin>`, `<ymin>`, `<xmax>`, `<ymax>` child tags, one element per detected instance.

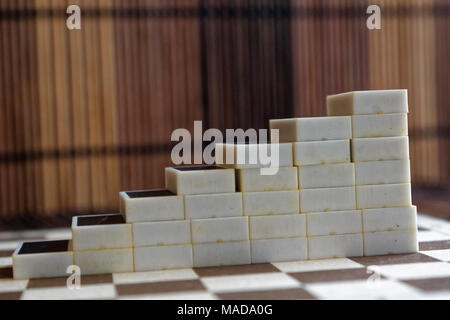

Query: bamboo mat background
<box><xmin>0</xmin><ymin>0</ymin><xmax>449</xmax><ymax>227</ymax></box>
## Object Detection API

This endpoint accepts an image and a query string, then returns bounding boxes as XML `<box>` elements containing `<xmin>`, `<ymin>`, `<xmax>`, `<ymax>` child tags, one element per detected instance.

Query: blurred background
<box><xmin>0</xmin><ymin>0</ymin><xmax>449</xmax><ymax>229</ymax></box>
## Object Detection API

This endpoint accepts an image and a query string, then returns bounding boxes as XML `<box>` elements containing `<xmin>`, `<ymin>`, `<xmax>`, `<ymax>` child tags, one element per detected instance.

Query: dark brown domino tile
<box><xmin>18</xmin><ymin>240</ymin><xmax>70</xmax><ymax>255</ymax></box>
<box><xmin>125</xmin><ymin>189</ymin><xmax>175</xmax><ymax>198</ymax></box>
<box><xmin>76</xmin><ymin>214</ymin><xmax>124</xmax><ymax>226</ymax></box>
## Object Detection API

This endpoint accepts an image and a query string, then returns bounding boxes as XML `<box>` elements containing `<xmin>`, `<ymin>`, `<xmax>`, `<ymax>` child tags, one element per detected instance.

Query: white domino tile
<box><xmin>299</xmin><ymin>163</ymin><xmax>355</xmax><ymax>189</ymax></box>
<box><xmin>193</xmin><ymin>241</ymin><xmax>251</xmax><ymax>268</ymax></box>
<box><xmin>165</xmin><ymin>165</ymin><xmax>235</xmax><ymax>195</ymax></box>
<box><xmin>133</xmin><ymin>245</ymin><xmax>193</xmax><ymax>272</ymax></box>
<box><xmin>184</xmin><ymin>192</ymin><xmax>243</xmax><ymax>219</ymax></box>
<box><xmin>72</xmin><ymin>214</ymin><xmax>132</xmax><ymax>251</ymax></box>
<box><xmin>352</xmin><ymin>113</ymin><xmax>408</xmax><ymax>138</ymax></box>
<box><xmin>251</xmin><ymin>237</ymin><xmax>308</xmax><ymax>263</ymax></box>
<box><xmin>308</xmin><ymin>234</ymin><xmax>364</xmax><ymax>260</ymax></box>
<box><xmin>214</xmin><ymin>143</ymin><xmax>293</xmax><ymax>168</ymax></box>
<box><xmin>237</xmin><ymin>167</ymin><xmax>298</xmax><ymax>192</ymax></box>
<box><xmin>294</xmin><ymin>140</ymin><xmax>350</xmax><ymax>166</ymax></box>
<box><xmin>300</xmin><ymin>187</ymin><xmax>356</xmax><ymax>213</ymax></box>
<box><xmin>74</xmin><ymin>248</ymin><xmax>134</xmax><ymax>275</ymax></box>
<box><xmin>12</xmin><ymin>240</ymin><xmax>73</xmax><ymax>280</ymax></box>
<box><xmin>356</xmin><ymin>183</ymin><xmax>412</xmax><ymax>209</ymax></box>
<box><xmin>132</xmin><ymin>220</ymin><xmax>191</xmax><ymax>247</ymax></box>
<box><xmin>191</xmin><ymin>217</ymin><xmax>249</xmax><ymax>244</ymax></box>
<box><xmin>306</xmin><ymin>210</ymin><xmax>362</xmax><ymax>236</ymax></box>
<box><xmin>242</xmin><ymin>190</ymin><xmax>299</xmax><ymax>216</ymax></box>
<box><xmin>269</xmin><ymin>116</ymin><xmax>351</xmax><ymax>142</ymax></box>
<box><xmin>362</xmin><ymin>206</ymin><xmax>417</xmax><ymax>233</ymax></box>
<box><xmin>120</xmin><ymin>190</ymin><xmax>184</xmax><ymax>222</ymax></box>
<box><xmin>249</xmin><ymin>214</ymin><xmax>306</xmax><ymax>239</ymax></box>
<box><xmin>355</xmin><ymin>160</ymin><xmax>410</xmax><ymax>185</ymax></box>
<box><xmin>327</xmin><ymin>89</ymin><xmax>408</xmax><ymax>116</ymax></box>
<box><xmin>351</xmin><ymin>137</ymin><xmax>409</xmax><ymax>162</ymax></box>
<box><xmin>363</xmin><ymin>230</ymin><xmax>418</xmax><ymax>256</ymax></box>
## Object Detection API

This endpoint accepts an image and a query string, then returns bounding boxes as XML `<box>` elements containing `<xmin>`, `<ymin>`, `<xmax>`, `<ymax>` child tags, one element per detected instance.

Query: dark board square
<box><xmin>419</xmin><ymin>240</ymin><xmax>450</xmax><ymax>251</ymax></box>
<box><xmin>18</xmin><ymin>240</ymin><xmax>69</xmax><ymax>255</ymax></box>
<box><xmin>350</xmin><ymin>253</ymin><xmax>439</xmax><ymax>266</ymax></box>
<box><xmin>125</xmin><ymin>189</ymin><xmax>175</xmax><ymax>198</ymax></box>
<box><xmin>116</xmin><ymin>279</ymin><xmax>205</xmax><ymax>296</ymax></box>
<box><xmin>76</xmin><ymin>214</ymin><xmax>125</xmax><ymax>226</ymax></box>
<box><xmin>403</xmin><ymin>277</ymin><xmax>450</xmax><ymax>292</ymax></box>
<box><xmin>27</xmin><ymin>274</ymin><xmax>113</xmax><ymax>289</ymax></box>
<box><xmin>0</xmin><ymin>292</ymin><xmax>22</xmax><ymax>300</ymax></box>
<box><xmin>0</xmin><ymin>249</ymin><xmax>14</xmax><ymax>258</ymax></box>
<box><xmin>217</xmin><ymin>288</ymin><xmax>316</xmax><ymax>300</ymax></box>
<box><xmin>194</xmin><ymin>263</ymin><xmax>279</xmax><ymax>277</ymax></box>
<box><xmin>289</xmin><ymin>268</ymin><xmax>371</xmax><ymax>284</ymax></box>
<box><xmin>0</xmin><ymin>267</ymin><xmax>13</xmax><ymax>279</ymax></box>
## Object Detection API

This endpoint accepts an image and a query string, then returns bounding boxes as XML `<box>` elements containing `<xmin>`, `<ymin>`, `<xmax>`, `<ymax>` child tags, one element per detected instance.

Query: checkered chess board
<box><xmin>1</xmin><ymin>213</ymin><xmax>449</xmax><ymax>300</ymax></box>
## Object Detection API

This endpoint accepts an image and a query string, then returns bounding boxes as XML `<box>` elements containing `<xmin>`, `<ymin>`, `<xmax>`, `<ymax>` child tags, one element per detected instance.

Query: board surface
<box><xmin>0</xmin><ymin>213</ymin><xmax>449</xmax><ymax>300</ymax></box>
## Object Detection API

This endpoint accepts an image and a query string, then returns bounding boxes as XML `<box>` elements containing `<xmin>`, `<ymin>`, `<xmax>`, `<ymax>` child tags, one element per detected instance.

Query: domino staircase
<box><xmin>12</xmin><ymin>90</ymin><xmax>418</xmax><ymax>279</ymax></box>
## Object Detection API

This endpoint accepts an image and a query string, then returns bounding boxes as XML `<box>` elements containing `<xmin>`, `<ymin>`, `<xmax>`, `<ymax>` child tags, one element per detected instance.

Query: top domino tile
<box><xmin>327</xmin><ymin>90</ymin><xmax>408</xmax><ymax>116</ymax></box>
<box><xmin>165</xmin><ymin>165</ymin><xmax>235</xmax><ymax>195</ymax></box>
<box><xmin>269</xmin><ymin>116</ymin><xmax>351</xmax><ymax>142</ymax></box>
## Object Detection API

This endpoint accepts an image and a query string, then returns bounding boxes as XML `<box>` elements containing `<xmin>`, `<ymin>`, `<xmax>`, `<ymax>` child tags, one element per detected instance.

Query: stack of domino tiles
<box><xmin>327</xmin><ymin>89</ymin><xmax>418</xmax><ymax>256</ymax></box>
<box><xmin>270</xmin><ymin>117</ymin><xmax>363</xmax><ymax>260</ymax></box>
<box><xmin>11</xmin><ymin>89</ymin><xmax>419</xmax><ymax>280</ymax></box>
<box><xmin>215</xmin><ymin>142</ymin><xmax>306</xmax><ymax>263</ymax></box>
<box><xmin>164</xmin><ymin>165</ymin><xmax>250</xmax><ymax>268</ymax></box>
<box><xmin>120</xmin><ymin>189</ymin><xmax>191</xmax><ymax>271</ymax></box>
<box><xmin>12</xmin><ymin>213</ymin><xmax>137</xmax><ymax>279</ymax></box>
<box><xmin>71</xmin><ymin>214</ymin><xmax>134</xmax><ymax>275</ymax></box>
